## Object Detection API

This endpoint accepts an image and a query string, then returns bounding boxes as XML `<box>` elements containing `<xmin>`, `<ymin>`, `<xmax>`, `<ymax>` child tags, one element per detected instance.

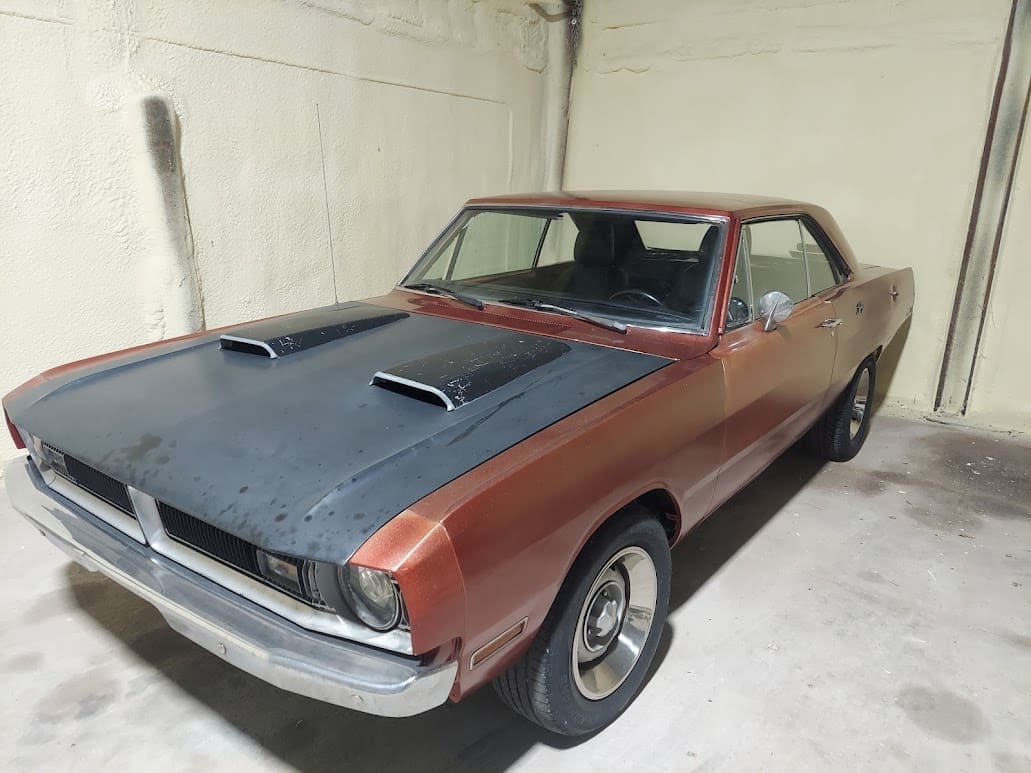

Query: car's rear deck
<box><xmin>2</xmin><ymin>412</ymin><xmax>1028</xmax><ymax>770</ymax></box>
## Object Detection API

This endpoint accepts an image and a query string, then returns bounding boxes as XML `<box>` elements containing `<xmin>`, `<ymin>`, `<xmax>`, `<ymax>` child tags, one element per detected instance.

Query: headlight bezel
<box><xmin>339</xmin><ymin>564</ymin><xmax>405</xmax><ymax>632</ymax></box>
<box><xmin>254</xmin><ymin>554</ymin><xmax>407</xmax><ymax>633</ymax></box>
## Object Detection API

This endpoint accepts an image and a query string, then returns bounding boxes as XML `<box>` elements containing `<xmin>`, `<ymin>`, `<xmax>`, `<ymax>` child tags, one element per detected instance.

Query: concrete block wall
<box><xmin>0</xmin><ymin>0</ymin><xmax>566</xmax><ymax>463</ymax></box>
<box><xmin>563</xmin><ymin>0</ymin><xmax>1024</xmax><ymax>428</ymax></box>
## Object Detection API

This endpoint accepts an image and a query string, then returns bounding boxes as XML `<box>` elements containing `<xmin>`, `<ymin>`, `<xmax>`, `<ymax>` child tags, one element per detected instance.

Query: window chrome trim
<box><xmin>797</xmin><ymin>219</ymin><xmax>812</xmax><ymax>298</ymax></box>
<box><xmin>744</xmin><ymin>228</ymin><xmax>756</xmax><ymax>317</ymax></box>
<box><xmin>725</xmin><ymin>227</ymin><xmax>756</xmax><ymax>331</ymax></box>
<box><xmin>126</xmin><ymin>487</ymin><xmax>414</xmax><ymax>655</ymax></box>
<box><xmin>799</xmin><ymin>215</ymin><xmax>853</xmax><ymax>283</ymax></box>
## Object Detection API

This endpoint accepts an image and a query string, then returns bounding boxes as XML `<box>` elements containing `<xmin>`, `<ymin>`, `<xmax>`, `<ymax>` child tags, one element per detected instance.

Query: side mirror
<box><xmin>758</xmin><ymin>291</ymin><xmax>793</xmax><ymax>332</ymax></box>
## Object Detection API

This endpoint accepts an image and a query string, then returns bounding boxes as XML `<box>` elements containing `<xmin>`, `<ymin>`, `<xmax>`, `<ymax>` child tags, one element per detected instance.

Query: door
<box><xmin>711</xmin><ymin>218</ymin><xmax>840</xmax><ymax>505</ymax></box>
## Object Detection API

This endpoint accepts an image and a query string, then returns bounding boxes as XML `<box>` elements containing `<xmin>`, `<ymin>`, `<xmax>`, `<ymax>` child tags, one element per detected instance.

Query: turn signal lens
<box><xmin>340</xmin><ymin>565</ymin><xmax>402</xmax><ymax>631</ymax></box>
<box><xmin>256</xmin><ymin>550</ymin><xmax>302</xmax><ymax>596</ymax></box>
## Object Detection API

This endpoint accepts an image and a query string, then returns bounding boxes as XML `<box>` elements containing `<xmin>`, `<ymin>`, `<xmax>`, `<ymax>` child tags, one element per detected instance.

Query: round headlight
<box><xmin>340</xmin><ymin>565</ymin><xmax>402</xmax><ymax>631</ymax></box>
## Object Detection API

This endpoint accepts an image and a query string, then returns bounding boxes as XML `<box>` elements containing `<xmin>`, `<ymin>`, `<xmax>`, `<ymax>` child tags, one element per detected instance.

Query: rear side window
<box><xmin>635</xmin><ymin>220</ymin><xmax>714</xmax><ymax>251</ymax></box>
<box><xmin>800</xmin><ymin>221</ymin><xmax>841</xmax><ymax>294</ymax></box>
<box><xmin>746</xmin><ymin>220</ymin><xmax>808</xmax><ymax>302</ymax></box>
<box><xmin>744</xmin><ymin>218</ymin><xmax>845</xmax><ymax>305</ymax></box>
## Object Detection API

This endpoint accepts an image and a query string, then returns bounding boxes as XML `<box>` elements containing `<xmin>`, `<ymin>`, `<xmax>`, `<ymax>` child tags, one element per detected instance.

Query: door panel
<box><xmin>712</xmin><ymin>296</ymin><xmax>838</xmax><ymax>506</ymax></box>
<box><xmin>823</xmin><ymin>276</ymin><xmax>890</xmax><ymax>398</ymax></box>
<box><xmin>800</xmin><ymin>217</ymin><xmax>866</xmax><ymax>399</ymax></box>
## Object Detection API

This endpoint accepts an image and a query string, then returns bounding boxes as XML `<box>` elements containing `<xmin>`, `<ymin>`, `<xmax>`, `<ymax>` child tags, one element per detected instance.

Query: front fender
<box><xmin>409</xmin><ymin>357</ymin><xmax>725</xmax><ymax>699</ymax></box>
<box><xmin>350</xmin><ymin>512</ymin><xmax>466</xmax><ymax>660</ymax></box>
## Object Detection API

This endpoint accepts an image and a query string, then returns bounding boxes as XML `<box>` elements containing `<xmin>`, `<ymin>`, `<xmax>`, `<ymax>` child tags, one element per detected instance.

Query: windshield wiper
<box><xmin>403</xmin><ymin>282</ymin><xmax>484</xmax><ymax>310</ymax></box>
<box><xmin>500</xmin><ymin>297</ymin><xmax>628</xmax><ymax>334</ymax></box>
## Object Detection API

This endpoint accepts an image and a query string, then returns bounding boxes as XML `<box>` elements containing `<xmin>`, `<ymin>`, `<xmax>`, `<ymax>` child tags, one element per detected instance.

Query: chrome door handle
<box><xmin>819</xmin><ymin>318</ymin><xmax>843</xmax><ymax>329</ymax></box>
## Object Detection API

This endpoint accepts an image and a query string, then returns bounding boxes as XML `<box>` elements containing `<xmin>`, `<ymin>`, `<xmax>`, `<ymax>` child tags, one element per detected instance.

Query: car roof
<box><xmin>465</xmin><ymin>190</ymin><xmax>818</xmax><ymax>218</ymax></box>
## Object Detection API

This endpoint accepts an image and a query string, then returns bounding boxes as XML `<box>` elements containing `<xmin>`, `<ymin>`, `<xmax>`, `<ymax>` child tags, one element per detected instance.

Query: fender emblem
<box><xmin>856</xmin><ymin>302</ymin><xmax>864</xmax><ymax>316</ymax></box>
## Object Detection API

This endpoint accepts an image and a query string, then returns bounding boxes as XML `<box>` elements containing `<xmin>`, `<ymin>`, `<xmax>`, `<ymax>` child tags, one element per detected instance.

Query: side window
<box><xmin>747</xmin><ymin>219</ymin><xmax>808</xmax><ymax>302</ymax></box>
<box><xmin>800</xmin><ymin>221</ymin><xmax>840</xmax><ymax>294</ymax></box>
<box><xmin>430</xmin><ymin>212</ymin><xmax>547</xmax><ymax>280</ymax></box>
<box><xmin>419</xmin><ymin>232</ymin><xmax>458</xmax><ymax>281</ymax></box>
<box><xmin>536</xmin><ymin>213</ymin><xmax>578</xmax><ymax>267</ymax></box>
<box><xmin>726</xmin><ymin>229</ymin><xmax>753</xmax><ymax>328</ymax></box>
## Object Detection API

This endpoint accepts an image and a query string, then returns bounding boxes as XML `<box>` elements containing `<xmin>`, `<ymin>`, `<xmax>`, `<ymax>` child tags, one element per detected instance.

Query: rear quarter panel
<box><xmin>828</xmin><ymin>264</ymin><xmax>915</xmax><ymax>395</ymax></box>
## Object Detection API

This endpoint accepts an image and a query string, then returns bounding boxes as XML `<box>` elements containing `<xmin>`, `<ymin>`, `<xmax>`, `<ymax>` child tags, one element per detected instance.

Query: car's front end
<box><xmin>1</xmin><ymin>295</ymin><xmax>675</xmax><ymax>717</ymax></box>
<box><xmin>4</xmin><ymin>421</ymin><xmax>461</xmax><ymax>716</ymax></box>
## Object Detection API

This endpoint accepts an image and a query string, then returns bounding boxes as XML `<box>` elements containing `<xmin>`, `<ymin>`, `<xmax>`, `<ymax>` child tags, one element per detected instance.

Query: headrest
<box><xmin>573</xmin><ymin>218</ymin><xmax>640</xmax><ymax>267</ymax></box>
<box><xmin>698</xmin><ymin>225</ymin><xmax>720</xmax><ymax>263</ymax></box>
<box><xmin>573</xmin><ymin>224</ymin><xmax>616</xmax><ymax>267</ymax></box>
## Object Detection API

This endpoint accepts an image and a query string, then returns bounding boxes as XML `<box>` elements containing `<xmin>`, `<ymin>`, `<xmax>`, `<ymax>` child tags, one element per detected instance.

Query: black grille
<box><xmin>44</xmin><ymin>443</ymin><xmax>135</xmax><ymax>517</ymax></box>
<box><xmin>157</xmin><ymin>502</ymin><xmax>327</xmax><ymax>609</ymax></box>
<box><xmin>159</xmin><ymin>501</ymin><xmax>261</xmax><ymax>575</ymax></box>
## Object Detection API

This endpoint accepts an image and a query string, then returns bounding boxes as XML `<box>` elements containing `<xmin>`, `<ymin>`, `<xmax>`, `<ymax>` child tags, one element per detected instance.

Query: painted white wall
<box><xmin>563</xmin><ymin>0</ymin><xmax>1016</xmax><ymax>421</ymax></box>
<box><xmin>0</xmin><ymin>0</ymin><xmax>566</xmax><ymax>463</ymax></box>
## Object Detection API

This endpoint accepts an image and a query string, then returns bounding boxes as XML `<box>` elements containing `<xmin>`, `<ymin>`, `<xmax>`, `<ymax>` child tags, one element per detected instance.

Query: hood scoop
<box><xmin>372</xmin><ymin>333</ymin><xmax>570</xmax><ymax>411</ymax></box>
<box><xmin>220</xmin><ymin>303</ymin><xmax>408</xmax><ymax>358</ymax></box>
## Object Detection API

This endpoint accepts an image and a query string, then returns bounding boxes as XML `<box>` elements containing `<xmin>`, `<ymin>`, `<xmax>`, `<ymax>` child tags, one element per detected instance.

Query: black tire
<box><xmin>492</xmin><ymin>508</ymin><xmax>671</xmax><ymax>736</ymax></box>
<box><xmin>810</xmin><ymin>356</ymin><xmax>876</xmax><ymax>462</ymax></box>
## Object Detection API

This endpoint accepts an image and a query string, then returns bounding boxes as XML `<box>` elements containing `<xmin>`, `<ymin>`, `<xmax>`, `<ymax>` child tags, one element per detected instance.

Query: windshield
<box><xmin>402</xmin><ymin>207</ymin><xmax>726</xmax><ymax>333</ymax></box>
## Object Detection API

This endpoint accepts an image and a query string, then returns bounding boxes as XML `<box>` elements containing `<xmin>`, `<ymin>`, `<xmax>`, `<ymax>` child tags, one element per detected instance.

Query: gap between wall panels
<box><xmin>936</xmin><ymin>0</ymin><xmax>1031</xmax><ymax>417</ymax></box>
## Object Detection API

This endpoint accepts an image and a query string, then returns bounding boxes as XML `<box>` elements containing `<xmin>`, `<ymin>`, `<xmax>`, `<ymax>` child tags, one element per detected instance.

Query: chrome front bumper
<box><xmin>4</xmin><ymin>457</ymin><xmax>457</xmax><ymax>717</ymax></box>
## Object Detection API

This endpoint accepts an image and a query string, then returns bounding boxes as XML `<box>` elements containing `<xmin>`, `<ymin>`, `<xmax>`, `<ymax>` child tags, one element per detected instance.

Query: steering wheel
<box><xmin>727</xmin><ymin>296</ymin><xmax>750</xmax><ymax>326</ymax></box>
<box><xmin>609</xmin><ymin>288</ymin><xmax>665</xmax><ymax>308</ymax></box>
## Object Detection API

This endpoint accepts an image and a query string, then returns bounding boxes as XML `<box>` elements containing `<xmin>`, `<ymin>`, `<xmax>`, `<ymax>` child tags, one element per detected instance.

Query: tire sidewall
<box><xmin>836</xmin><ymin>358</ymin><xmax>876</xmax><ymax>459</ymax></box>
<box><xmin>540</xmin><ymin>513</ymin><xmax>671</xmax><ymax>736</ymax></box>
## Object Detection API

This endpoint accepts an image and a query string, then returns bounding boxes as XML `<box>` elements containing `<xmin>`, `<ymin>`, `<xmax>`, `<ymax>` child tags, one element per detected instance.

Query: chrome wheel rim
<box><xmin>572</xmin><ymin>547</ymin><xmax>657</xmax><ymax>701</ymax></box>
<box><xmin>850</xmin><ymin>368</ymin><xmax>871</xmax><ymax>440</ymax></box>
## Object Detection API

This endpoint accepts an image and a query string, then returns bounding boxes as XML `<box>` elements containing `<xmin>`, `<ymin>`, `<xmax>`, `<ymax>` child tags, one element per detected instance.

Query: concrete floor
<box><xmin>0</xmin><ymin>414</ymin><xmax>1029</xmax><ymax>772</ymax></box>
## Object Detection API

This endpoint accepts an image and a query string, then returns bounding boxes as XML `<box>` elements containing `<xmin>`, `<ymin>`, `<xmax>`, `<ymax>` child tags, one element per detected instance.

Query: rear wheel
<box><xmin>493</xmin><ymin>509</ymin><xmax>671</xmax><ymax>736</ymax></box>
<box><xmin>810</xmin><ymin>356</ymin><xmax>876</xmax><ymax>462</ymax></box>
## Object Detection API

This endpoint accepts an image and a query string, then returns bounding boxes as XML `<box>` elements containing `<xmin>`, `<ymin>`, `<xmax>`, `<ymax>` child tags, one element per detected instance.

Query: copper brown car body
<box><xmin>358</xmin><ymin>192</ymin><xmax>914</xmax><ymax>700</ymax></box>
<box><xmin>4</xmin><ymin>191</ymin><xmax>913</xmax><ymax>733</ymax></box>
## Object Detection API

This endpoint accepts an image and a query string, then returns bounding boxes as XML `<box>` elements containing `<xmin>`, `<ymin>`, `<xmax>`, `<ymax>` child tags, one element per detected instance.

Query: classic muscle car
<box><xmin>4</xmin><ymin>192</ymin><xmax>912</xmax><ymax>736</ymax></box>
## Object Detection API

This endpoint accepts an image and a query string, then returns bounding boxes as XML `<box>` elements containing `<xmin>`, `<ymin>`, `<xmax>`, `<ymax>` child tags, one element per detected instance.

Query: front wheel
<box><xmin>493</xmin><ymin>509</ymin><xmax>671</xmax><ymax>736</ymax></box>
<box><xmin>810</xmin><ymin>356</ymin><xmax>876</xmax><ymax>462</ymax></box>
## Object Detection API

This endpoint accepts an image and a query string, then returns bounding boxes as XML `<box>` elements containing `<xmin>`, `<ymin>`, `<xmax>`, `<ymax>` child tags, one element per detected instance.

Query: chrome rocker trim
<box><xmin>5</xmin><ymin>458</ymin><xmax>457</xmax><ymax>718</ymax></box>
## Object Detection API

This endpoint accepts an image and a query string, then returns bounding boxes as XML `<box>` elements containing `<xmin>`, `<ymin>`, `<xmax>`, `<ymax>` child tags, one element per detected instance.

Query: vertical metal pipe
<box><xmin>532</xmin><ymin>1</ymin><xmax>579</xmax><ymax>190</ymax></box>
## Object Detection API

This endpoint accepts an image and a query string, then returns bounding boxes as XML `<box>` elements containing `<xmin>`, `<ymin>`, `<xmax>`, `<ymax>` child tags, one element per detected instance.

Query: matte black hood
<box><xmin>7</xmin><ymin>302</ymin><xmax>671</xmax><ymax>562</ymax></box>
